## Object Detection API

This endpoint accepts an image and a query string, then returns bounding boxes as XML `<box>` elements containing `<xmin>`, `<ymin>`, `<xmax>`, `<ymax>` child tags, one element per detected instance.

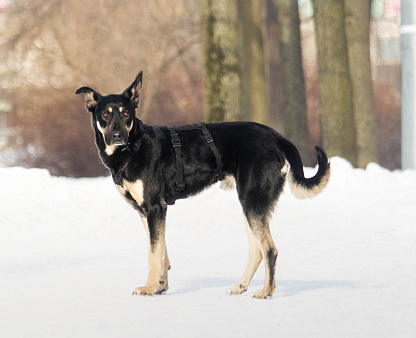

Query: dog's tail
<box><xmin>282</xmin><ymin>141</ymin><xmax>330</xmax><ymax>199</ymax></box>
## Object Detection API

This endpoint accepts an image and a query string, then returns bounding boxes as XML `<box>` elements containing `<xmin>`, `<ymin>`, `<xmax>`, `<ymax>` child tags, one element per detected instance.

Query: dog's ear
<box><xmin>122</xmin><ymin>71</ymin><xmax>143</xmax><ymax>108</ymax></box>
<box><xmin>75</xmin><ymin>87</ymin><xmax>102</xmax><ymax>112</ymax></box>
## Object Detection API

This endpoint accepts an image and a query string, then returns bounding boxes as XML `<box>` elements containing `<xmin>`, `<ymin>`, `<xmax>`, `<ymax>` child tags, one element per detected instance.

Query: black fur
<box><xmin>76</xmin><ymin>71</ymin><xmax>330</xmax><ymax>298</ymax></box>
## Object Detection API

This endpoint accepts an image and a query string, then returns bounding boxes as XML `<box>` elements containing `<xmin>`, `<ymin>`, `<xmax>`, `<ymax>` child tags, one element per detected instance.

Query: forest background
<box><xmin>0</xmin><ymin>0</ymin><xmax>401</xmax><ymax>177</ymax></box>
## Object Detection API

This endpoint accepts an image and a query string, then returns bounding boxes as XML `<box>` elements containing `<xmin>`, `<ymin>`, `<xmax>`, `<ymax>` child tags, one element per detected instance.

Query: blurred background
<box><xmin>0</xmin><ymin>0</ymin><xmax>401</xmax><ymax>177</ymax></box>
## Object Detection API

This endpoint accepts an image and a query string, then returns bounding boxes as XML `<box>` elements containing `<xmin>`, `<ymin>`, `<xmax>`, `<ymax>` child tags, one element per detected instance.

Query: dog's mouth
<box><xmin>108</xmin><ymin>140</ymin><xmax>127</xmax><ymax>146</ymax></box>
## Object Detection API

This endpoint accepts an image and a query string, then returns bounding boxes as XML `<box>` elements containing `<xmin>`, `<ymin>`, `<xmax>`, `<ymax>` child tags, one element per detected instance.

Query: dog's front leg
<box><xmin>133</xmin><ymin>205</ymin><xmax>168</xmax><ymax>296</ymax></box>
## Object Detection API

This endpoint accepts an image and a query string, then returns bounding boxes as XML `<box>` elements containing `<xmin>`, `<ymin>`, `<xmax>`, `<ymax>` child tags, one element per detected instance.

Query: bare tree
<box><xmin>0</xmin><ymin>0</ymin><xmax>202</xmax><ymax>176</ymax></box>
<box><xmin>237</xmin><ymin>0</ymin><xmax>269</xmax><ymax>124</ymax></box>
<box><xmin>313</xmin><ymin>0</ymin><xmax>358</xmax><ymax>166</ymax></box>
<box><xmin>200</xmin><ymin>0</ymin><xmax>243</xmax><ymax>122</ymax></box>
<box><xmin>275</xmin><ymin>0</ymin><xmax>311</xmax><ymax>164</ymax></box>
<box><xmin>263</xmin><ymin>0</ymin><xmax>284</xmax><ymax>132</ymax></box>
<box><xmin>344</xmin><ymin>0</ymin><xmax>379</xmax><ymax>168</ymax></box>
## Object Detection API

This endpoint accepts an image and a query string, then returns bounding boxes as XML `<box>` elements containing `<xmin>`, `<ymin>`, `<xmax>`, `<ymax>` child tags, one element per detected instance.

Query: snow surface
<box><xmin>1</xmin><ymin>157</ymin><xmax>415</xmax><ymax>337</ymax></box>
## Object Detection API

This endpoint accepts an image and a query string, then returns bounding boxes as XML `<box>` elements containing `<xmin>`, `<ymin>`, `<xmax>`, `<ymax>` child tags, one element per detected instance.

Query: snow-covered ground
<box><xmin>1</xmin><ymin>157</ymin><xmax>415</xmax><ymax>337</ymax></box>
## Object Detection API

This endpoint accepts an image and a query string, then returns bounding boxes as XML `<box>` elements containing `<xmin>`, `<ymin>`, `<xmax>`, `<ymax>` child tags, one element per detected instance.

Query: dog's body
<box><xmin>76</xmin><ymin>71</ymin><xmax>330</xmax><ymax>299</ymax></box>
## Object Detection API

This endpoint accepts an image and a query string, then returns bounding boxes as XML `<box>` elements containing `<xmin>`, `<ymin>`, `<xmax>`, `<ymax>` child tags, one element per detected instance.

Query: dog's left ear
<box><xmin>75</xmin><ymin>87</ymin><xmax>102</xmax><ymax>112</ymax></box>
<box><xmin>122</xmin><ymin>71</ymin><xmax>143</xmax><ymax>108</ymax></box>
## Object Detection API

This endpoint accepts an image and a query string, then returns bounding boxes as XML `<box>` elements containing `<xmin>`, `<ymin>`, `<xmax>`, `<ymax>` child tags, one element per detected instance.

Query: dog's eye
<box><xmin>102</xmin><ymin>112</ymin><xmax>109</xmax><ymax>118</ymax></box>
<box><xmin>123</xmin><ymin>112</ymin><xmax>129</xmax><ymax>118</ymax></box>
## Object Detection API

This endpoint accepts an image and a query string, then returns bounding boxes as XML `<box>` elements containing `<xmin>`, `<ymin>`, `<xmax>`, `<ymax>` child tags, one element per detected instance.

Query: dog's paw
<box><xmin>227</xmin><ymin>283</ymin><xmax>248</xmax><ymax>295</ymax></box>
<box><xmin>132</xmin><ymin>286</ymin><xmax>156</xmax><ymax>296</ymax></box>
<box><xmin>251</xmin><ymin>289</ymin><xmax>273</xmax><ymax>299</ymax></box>
<box><xmin>155</xmin><ymin>280</ymin><xmax>169</xmax><ymax>295</ymax></box>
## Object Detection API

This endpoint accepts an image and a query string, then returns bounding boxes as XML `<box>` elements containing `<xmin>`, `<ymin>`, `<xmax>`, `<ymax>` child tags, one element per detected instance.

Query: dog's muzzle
<box><xmin>110</xmin><ymin>130</ymin><xmax>126</xmax><ymax>145</ymax></box>
<box><xmin>105</xmin><ymin>129</ymin><xmax>129</xmax><ymax>146</ymax></box>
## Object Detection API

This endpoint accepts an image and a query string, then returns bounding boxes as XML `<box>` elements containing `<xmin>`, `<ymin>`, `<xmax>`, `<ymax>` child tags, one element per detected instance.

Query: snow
<box><xmin>1</xmin><ymin>157</ymin><xmax>415</xmax><ymax>337</ymax></box>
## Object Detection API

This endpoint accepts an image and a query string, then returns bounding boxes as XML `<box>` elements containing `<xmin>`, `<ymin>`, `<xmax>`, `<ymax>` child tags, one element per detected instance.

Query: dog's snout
<box><xmin>112</xmin><ymin>131</ymin><xmax>122</xmax><ymax>140</ymax></box>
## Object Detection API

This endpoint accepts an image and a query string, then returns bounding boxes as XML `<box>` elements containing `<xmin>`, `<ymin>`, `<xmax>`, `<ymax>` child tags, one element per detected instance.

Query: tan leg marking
<box><xmin>244</xmin><ymin>215</ymin><xmax>278</xmax><ymax>299</ymax></box>
<box><xmin>156</xmin><ymin>244</ymin><xmax>171</xmax><ymax>294</ymax></box>
<box><xmin>132</xmin><ymin>215</ymin><xmax>168</xmax><ymax>296</ymax></box>
<box><xmin>228</xmin><ymin>216</ymin><xmax>262</xmax><ymax>295</ymax></box>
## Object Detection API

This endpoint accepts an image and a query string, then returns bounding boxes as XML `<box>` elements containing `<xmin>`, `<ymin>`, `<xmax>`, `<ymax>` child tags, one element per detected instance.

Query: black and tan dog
<box><xmin>76</xmin><ymin>71</ymin><xmax>330</xmax><ymax>299</ymax></box>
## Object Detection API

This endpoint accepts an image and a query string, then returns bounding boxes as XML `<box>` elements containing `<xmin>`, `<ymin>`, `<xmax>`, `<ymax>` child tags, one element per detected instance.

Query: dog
<box><xmin>76</xmin><ymin>71</ymin><xmax>330</xmax><ymax>299</ymax></box>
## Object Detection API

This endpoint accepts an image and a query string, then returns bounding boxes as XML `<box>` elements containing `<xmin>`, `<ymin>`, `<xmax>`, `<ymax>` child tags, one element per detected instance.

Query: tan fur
<box><xmin>220</xmin><ymin>175</ymin><xmax>237</xmax><ymax>191</ymax></box>
<box><xmin>228</xmin><ymin>216</ymin><xmax>262</xmax><ymax>295</ymax></box>
<box><xmin>104</xmin><ymin>145</ymin><xmax>117</xmax><ymax>156</ymax></box>
<box><xmin>281</xmin><ymin>160</ymin><xmax>289</xmax><ymax>175</ymax></box>
<box><xmin>247</xmin><ymin>215</ymin><xmax>278</xmax><ymax>299</ymax></box>
<box><xmin>127</xmin><ymin>120</ymin><xmax>133</xmax><ymax>132</ymax></box>
<box><xmin>108</xmin><ymin>107</ymin><xmax>112</xmax><ymax>113</ymax></box>
<box><xmin>96</xmin><ymin>121</ymin><xmax>117</xmax><ymax>156</ymax></box>
<box><xmin>79</xmin><ymin>91</ymin><xmax>98</xmax><ymax>109</ymax></box>
<box><xmin>122</xmin><ymin>179</ymin><xmax>144</xmax><ymax>206</ymax></box>
<box><xmin>228</xmin><ymin>214</ymin><xmax>277</xmax><ymax>299</ymax></box>
<box><xmin>287</xmin><ymin>164</ymin><xmax>330</xmax><ymax>199</ymax></box>
<box><xmin>132</xmin><ymin>215</ymin><xmax>169</xmax><ymax>296</ymax></box>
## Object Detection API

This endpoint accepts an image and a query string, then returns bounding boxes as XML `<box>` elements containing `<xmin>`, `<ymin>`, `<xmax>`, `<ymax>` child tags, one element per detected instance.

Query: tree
<box><xmin>264</xmin><ymin>0</ymin><xmax>285</xmax><ymax>132</ymax></box>
<box><xmin>275</xmin><ymin>0</ymin><xmax>311</xmax><ymax>164</ymax></box>
<box><xmin>313</xmin><ymin>0</ymin><xmax>358</xmax><ymax>166</ymax></box>
<box><xmin>0</xmin><ymin>0</ymin><xmax>202</xmax><ymax>176</ymax></box>
<box><xmin>200</xmin><ymin>0</ymin><xmax>243</xmax><ymax>122</ymax></box>
<box><xmin>237</xmin><ymin>0</ymin><xmax>269</xmax><ymax>125</ymax></box>
<box><xmin>344</xmin><ymin>0</ymin><xmax>379</xmax><ymax>167</ymax></box>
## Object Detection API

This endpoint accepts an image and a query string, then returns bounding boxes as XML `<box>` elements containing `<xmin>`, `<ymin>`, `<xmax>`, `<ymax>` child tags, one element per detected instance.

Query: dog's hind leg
<box><xmin>133</xmin><ymin>205</ymin><xmax>168</xmax><ymax>296</ymax></box>
<box><xmin>246</xmin><ymin>214</ymin><xmax>278</xmax><ymax>299</ymax></box>
<box><xmin>228</xmin><ymin>217</ymin><xmax>262</xmax><ymax>295</ymax></box>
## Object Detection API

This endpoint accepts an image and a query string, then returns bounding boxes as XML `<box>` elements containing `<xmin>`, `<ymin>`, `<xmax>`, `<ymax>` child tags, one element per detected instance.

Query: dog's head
<box><xmin>75</xmin><ymin>71</ymin><xmax>143</xmax><ymax>148</ymax></box>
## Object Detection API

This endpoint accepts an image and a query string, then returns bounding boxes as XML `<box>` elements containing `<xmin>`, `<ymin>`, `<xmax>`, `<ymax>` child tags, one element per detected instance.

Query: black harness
<box><xmin>168</xmin><ymin>122</ymin><xmax>224</xmax><ymax>192</ymax></box>
<box><xmin>112</xmin><ymin>122</ymin><xmax>224</xmax><ymax>205</ymax></box>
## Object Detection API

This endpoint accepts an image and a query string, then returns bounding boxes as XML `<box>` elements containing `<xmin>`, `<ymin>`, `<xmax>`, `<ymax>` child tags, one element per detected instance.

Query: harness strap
<box><xmin>168</xmin><ymin>126</ymin><xmax>186</xmax><ymax>191</ymax></box>
<box><xmin>200</xmin><ymin>124</ymin><xmax>224</xmax><ymax>181</ymax></box>
<box><xmin>113</xmin><ymin>171</ymin><xmax>123</xmax><ymax>186</ymax></box>
<box><xmin>168</xmin><ymin>123</ymin><xmax>224</xmax><ymax>192</ymax></box>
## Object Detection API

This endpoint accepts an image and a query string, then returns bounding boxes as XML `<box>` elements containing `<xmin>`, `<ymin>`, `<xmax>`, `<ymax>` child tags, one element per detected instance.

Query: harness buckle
<box><xmin>170</xmin><ymin>133</ymin><xmax>181</xmax><ymax>148</ymax></box>
<box><xmin>176</xmin><ymin>181</ymin><xmax>186</xmax><ymax>190</ymax></box>
<box><xmin>202</xmin><ymin>130</ymin><xmax>213</xmax><ymax>143</ymax></box>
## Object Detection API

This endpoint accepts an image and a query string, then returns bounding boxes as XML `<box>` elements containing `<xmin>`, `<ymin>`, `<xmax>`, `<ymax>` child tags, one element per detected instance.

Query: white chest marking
<box><xmin>122</xmin><ymin>179</ymin><xmax>145</xmax><ymax>206</ymax></box>
<box><xmin>104</xmin><ymin>145</ymin><xmax>117</xmax><ymax>156</ymax></box>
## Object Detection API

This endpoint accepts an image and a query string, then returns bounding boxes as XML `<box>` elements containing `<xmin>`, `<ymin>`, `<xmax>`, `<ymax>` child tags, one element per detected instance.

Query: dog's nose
<box><xmin>112</xmin><ymin>131</ymin><xmax>122</xmax><ymax>140</ymax></box>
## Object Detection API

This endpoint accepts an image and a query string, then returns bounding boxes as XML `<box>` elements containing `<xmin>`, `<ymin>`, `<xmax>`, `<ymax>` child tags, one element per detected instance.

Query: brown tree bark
<box><xmin>200</xmin><ymin>0</ymin><xmax>243</xmax><ymax>122</ymax></box>
<box><xmin>344</xmin><ymin>0</ymin><xmax>379</xmax><ymax>168</ymax></box>
<box><xmin>276</xmin><ymin>0</ymin><xmax>312</xmax><ymax>165</ymax></box>
<box><xmin>313</xmin><ymin>0</ymin><xmax>358</xmax><ymax>166</ymax></box>
<box><xmin>237</xmin><ymin>0</ymin><xmax>269</xmax><ymax>125</ymax></box>
<box><xmin>264</xmin><ymin>0</ymin><xmax>285</xmax><ymax>133</ymax></box>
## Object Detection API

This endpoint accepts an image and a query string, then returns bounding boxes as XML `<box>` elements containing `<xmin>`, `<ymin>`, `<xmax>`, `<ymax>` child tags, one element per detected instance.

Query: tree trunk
<box><xmin>276</xmin><ymin>0</ymin><xmax>312</xmax><ymax>165</ymax></box>
<box><xmin>200</xmin><ymin>0</ymin><xmax>243</xmax><ymax>122</ymax></box>
<box><xmin>237</xmin><ymin>0</ymin><xmax>269</xmax><ymax>125</ymax></box>
<box><xmin>313</xmin><ymin>0</ymin><xmax>358</xmax><ymax>166</ymax></box>
<box><xmin>264</xmin><ymin>0</ymin><xmax>285</xmax><ymax>133</ymax></box>
<box><xmin>344</xmin><ymin>0</ymin><xmax>379</xmax><ymax>168</ymax></box>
